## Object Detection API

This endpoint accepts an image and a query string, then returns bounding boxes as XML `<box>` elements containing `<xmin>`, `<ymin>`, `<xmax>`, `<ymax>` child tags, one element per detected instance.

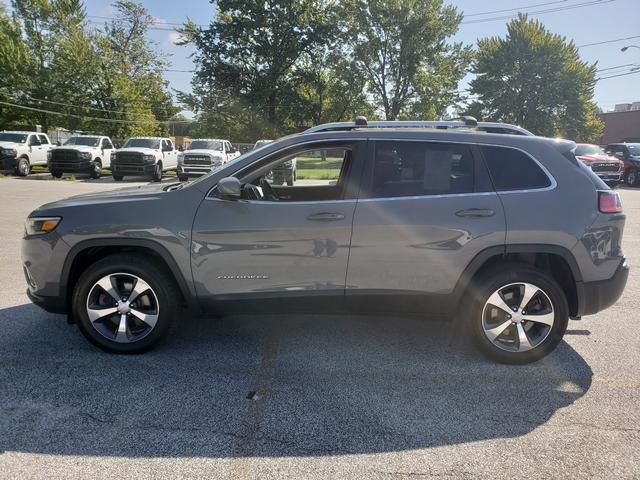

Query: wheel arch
<box><xmin>454</xmin><ymin>244</ymin><xmax>583</xmax><ymax>318</ymax></box>
<box><xmin>61</xmin><ymin>239</ymin><xmax>194</xmax><ymax>313</ymax></box>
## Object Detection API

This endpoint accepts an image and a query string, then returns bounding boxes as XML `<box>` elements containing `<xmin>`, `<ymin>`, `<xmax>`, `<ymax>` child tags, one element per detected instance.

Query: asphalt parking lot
<box><xmin>0</xmin><ymin>175</ymin><xmax>638</xmax><ymax>479</ymax></box>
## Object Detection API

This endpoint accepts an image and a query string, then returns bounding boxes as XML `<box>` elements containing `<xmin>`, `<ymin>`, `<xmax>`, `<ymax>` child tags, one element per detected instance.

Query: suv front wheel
<box><xmin>466</xmin><ymin>264</ymin><xmax>569</xmax><ymax>364</ymax></box>
<box><xmin>72</xmin><ymin>255</ymin><xmax>181</xmax><ymax>353</ymax></box>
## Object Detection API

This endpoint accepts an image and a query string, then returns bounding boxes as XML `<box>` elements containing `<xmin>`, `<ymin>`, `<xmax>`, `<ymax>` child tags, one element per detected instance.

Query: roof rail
<box><xmin>304</xmin><ymin>117</ymin><xmax>534</xmax><ymax>136</ymax></box>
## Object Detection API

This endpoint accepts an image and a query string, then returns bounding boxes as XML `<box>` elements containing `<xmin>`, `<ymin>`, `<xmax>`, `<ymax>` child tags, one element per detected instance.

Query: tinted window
<box><xmin>481</xmin><ymin>146</ymin><xmax>550</xmax><ymax>191</ymax></box>
<box><xmin>371</xmin><ymin>141</ymin><xmax>475</xmax><ymax>198</ymax></box>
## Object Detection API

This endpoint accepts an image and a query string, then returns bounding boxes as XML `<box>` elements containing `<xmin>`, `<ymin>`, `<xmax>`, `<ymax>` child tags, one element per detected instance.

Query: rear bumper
<box><xmin>577</xmin><ymin>259</ymin><xmax>629</xmax><ymax>316</ymax></box>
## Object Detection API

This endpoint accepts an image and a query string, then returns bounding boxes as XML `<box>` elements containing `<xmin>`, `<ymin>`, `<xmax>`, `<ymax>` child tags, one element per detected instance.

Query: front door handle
<box><xmin>455</xmin><ymin>208</ymin><xmax>495</xmax><ymax>218</ymax></box>
<box><xmin>307</xmin><ymin>212</ymin><xmax>345</xmax><ymax>222</ymax></box>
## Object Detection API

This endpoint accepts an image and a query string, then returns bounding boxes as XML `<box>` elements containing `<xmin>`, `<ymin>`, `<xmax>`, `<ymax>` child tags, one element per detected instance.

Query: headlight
<box><xmin>25</xmin><ymin>217</ymin><xmax>61</xmax><ymax>236</ymax></box>
<box><xmin>143</xmin><ymin>154</ymin><xmax>155</xmax><ymax>162</ymax></box>
<box><xmin>110</xmin><ymin>152</ymin><xmax>116</xmax><ymax>160</ymax></box>
<box><xmin>47</xmin><ymin>151</ymin><xmax>52</xmax><ymax>160</ymax></box>
<box><xmin>177</xmin><ymin>153</ymin><xmax>184</xmax><ymax>165</ymax></box>
<box><xmin>79</xmin><ymin>152</ymin><xmax>92</xmax><ymax>160</ymax></box>
<box><xmin>2</xmin><ymin>148</ymin><xmax>17</xmax><ymax>157</ymax></box>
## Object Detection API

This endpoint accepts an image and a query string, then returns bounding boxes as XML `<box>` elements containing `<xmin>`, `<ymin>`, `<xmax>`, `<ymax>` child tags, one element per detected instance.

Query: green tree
<box><xmin>89</xmin><ymin>0</ymin><xmax>178</xmax><ymax>138</ymax></box>
<box><xmin>468</xmin><ymin>14</ymin><xmax>602</xmax><ymax>141</ymax></box>
<box><xmin>0</xmin><ymin>3</ymin><xmax>29</xmax><ymax>126</ymax></box>
<box><xmin>181</xmin><ymin>0</ymin><xmax>340</xmax><ymax>139</ymax></box>
<box><xmin>346</xmin><ymin>0</ymin><xmax>470</xmax><ymax>120</ymax></box>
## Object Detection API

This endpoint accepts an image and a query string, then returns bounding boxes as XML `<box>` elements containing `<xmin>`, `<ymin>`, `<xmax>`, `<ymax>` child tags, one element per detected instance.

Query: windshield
<box><xmin>189</xmin><ymin>140</ymin><xmax>222</xmax><ymax>151</ymax></box>
<box><xmin>0</xmin><ymin>133</ymin><xmax>28</xmax><ymax>143</ymax></box>
<box><xmin>64</xmin><ymin>136</ymin><xmax>100</xmax><ymax>147</ymax></box>
<box><xmin>124</xmin><ymin>138</ymin><xmax>160</xmax><ymax>149</ymax></box>
<box><xmin>629</xmin><ymin>145</ymin><xmax>640</xmax><ymax>155</ymax></box>
<box><xmin>575</xmin><ymin>144</ymin><xmax>605</xmax><ymax>156</ymax></box>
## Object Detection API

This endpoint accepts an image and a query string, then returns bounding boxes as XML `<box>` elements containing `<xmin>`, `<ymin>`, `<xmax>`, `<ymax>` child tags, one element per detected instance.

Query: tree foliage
<box><xmin>0</xmin><ymin>0</ymin><xmax>177</xmax><ymax>138</ymax></box>
<box><xmin>468</xmin><ymin>14</ymin><xmax>602</xmax><ymax>141</ymax></box>
<box><xmin>346</xmin><ymin>0</ymin><xmax>470</xmax><ymax>120</ymax></box>
<box><xmin>181</xmin><ymin>0</ymin><xmax>354</xmax><ymax>140</ymax></box>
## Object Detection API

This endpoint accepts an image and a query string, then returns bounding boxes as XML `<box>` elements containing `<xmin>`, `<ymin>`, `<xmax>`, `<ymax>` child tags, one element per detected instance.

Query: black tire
<box><xmin>152</xmin><ymin>162</ymin><xmax>162</xmax><ymax>182</ymax></box>
<box><xmin>90</xmin><ymin>159</ymin><xmax>102</xmax><ymax>179</ymax></box>
<box><xmin>464</xmin><ymin>263</ymin><xmax>569</xmax><ymax>364</ymax></box>
<box><xmin>177</xmin><ymin>174</ymin><xmax>188</xmax><ymax>182</ymax></box>
<box><xmin>113</xmin><ymin>175</ymin><xmax>124</xmax><ymax>181</ymax></box>
<box><xmin>51</xmin><ymin>171</ymin><xmax>63</xmax><ymax>179</ymax></box>
<box><xmin>72</xmin><ymin>254</ymin><xmax>181</xmax><ymax>353</ymax></box>
<box><xmin>16</xmin><ymin>157</ymin><xmax>30</xmax><ymax>177</ymax></box>
<box><xmin>625</xmin><ymin>169</ymin><xmax>638</xmax><ymax>187</ymax></box>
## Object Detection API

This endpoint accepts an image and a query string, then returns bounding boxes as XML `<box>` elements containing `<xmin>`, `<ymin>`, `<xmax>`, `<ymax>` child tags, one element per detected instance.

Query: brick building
<box><xmin>597</xmin><ymin>108</ymin><xmax>640</xmax><ymax>145</ymax></box>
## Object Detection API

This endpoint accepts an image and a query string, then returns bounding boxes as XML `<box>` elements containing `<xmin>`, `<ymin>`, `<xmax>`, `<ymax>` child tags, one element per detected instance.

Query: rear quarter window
<box><xmin>481</xmin><ymin>146</ymin><xmax>551</xmax><ymax>191</ymax></box>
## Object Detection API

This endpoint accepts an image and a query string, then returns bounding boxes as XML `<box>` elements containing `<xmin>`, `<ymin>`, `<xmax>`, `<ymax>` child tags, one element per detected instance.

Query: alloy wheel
<box><xmin>481</xmin><ymin>282</ymin><xmax>555</xmax><ymax>353</ymax></box>
<box><xmin>86</xmin><ymin>273</ymin><xmax>159</xmax><ymax>343</ymax></box>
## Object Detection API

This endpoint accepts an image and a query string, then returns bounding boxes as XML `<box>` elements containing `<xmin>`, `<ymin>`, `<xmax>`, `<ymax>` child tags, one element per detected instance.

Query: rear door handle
<box><xmin>307</xmin><ymin>212</ymin><xmax>345</xmax><ymax>222</ymax></box>
<box><xmin>455</xmin><ymin>208</ymin><xmax>495</xmax><ymax>218</ymax></box>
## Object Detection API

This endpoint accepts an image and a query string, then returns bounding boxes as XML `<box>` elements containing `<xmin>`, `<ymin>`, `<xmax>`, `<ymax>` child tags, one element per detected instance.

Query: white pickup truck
<box><xmin>0</xmin><ymin>131</ymin><xmax>53</xmax><ymax>176</ymax></box>
<box><xmin>177</xmin><ymin>139</ymin><xmax>240</xmax><ymax>181</ymax></box>
<box><xmin>111</xmin><ymin>137</ymin><xmax>178</xmax><ymax>182</ymax></box>
<box><xmin>47</xmin><ymin>135</ymin><xmax>114</xmax><ymax>179</ymax></box>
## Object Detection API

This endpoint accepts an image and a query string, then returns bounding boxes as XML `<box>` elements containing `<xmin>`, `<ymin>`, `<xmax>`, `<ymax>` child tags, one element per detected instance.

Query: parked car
<box><xmin>604</xmin><ymin>143</ymin><xmax>640</xmax><ymax>186</ymax></box>
<box><xmin>22</xmin><ymin>117</ymin><xmax>628</xmax><ymax>364</ymax></box>
<box><xmin>111</xmin><ymin>137</ymin><xmax>177</xmax><ymax>182</ymax></box>
<box><xmin>253</xmin><ymin>139</ymin><xmax>273</xmax><ymax>149</ymax></box>
<box><xmin>177</xmin><ymin>139</ymin><xmax>240</xmax><ymax>181</ymax></box>
<box><xmin>574</xmin><ymin>143</ymin><xmax>623</xmax><ymax>186</ymax></box>
<box><xmin>0</xmin><ymin>131</ymin><xmax>53</xmax><ymax>176</ymax></box>
<box><xmin>47</xmin><ymin>135</ymin><xmax>114</xmax><ymax>179</ymax></box>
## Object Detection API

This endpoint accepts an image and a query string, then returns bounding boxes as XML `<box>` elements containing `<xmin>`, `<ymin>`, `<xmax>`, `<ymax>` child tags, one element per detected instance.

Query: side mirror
<box><xmin>217</xmin><ymin>177</ymin><xmax>242</xmax><ymax>199</ymax></box>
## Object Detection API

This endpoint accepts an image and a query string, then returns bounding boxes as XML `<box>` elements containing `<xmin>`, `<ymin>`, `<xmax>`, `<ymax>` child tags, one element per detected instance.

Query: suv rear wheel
<box><xmin>72</xmin><ymin>255</ymin><xmax>181</xmax><ymax>353</ymax></box>
<box><xmin>466</xmin><ymin>264</ymin><xmax>569</xmax><ymax>364</ymax></box>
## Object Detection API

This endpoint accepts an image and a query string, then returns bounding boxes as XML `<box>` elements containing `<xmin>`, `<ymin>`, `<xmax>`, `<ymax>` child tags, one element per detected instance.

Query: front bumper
<box><xmin>48</xmin><ymin>160</ymin><xmax>93</xmax><ymax>173</ymax></box>
<box><xmin>112</xmin><ymin>161</ymin><xmax>156</xmax><ymax>176</ymax></box>
<box><xmin>577</xmin><ymin>258</ymin><xmax>629</xmax><ymax>316</ymax></box>
<box><xmin>0</xmin><ymin>155</ymin><xmax>18</xmax><ymax>170</ymax></box>
<box><xmin>26</xmin><ymin>289</ymin><xmax>67</xmax><ymax>314</ymax></box>
<box><xmin>178</xmin><ymin>165</ymin><xmax>215</xmax><ymax>177</ymax></box>
<box><xmin>594</xmin><ymin>172</ymin><xmax>622</xmax><ymax>182</ymax></box>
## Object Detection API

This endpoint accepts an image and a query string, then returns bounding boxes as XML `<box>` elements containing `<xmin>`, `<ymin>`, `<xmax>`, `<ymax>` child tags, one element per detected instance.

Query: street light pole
<box><xmin>621</xmin><ymin>45</ymin><xmax>640</xmax><ymax>52</ymax></box>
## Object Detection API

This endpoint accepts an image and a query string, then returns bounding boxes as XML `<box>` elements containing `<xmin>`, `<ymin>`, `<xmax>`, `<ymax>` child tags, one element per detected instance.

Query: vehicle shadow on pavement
<box><xmin>0</xmin><ymin>304</ymin><xmax>593</xmax><ymax>458</ymax></box>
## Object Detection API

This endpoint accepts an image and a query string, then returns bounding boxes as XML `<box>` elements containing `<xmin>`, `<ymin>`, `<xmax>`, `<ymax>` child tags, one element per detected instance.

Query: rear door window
<box><xmin>481</xmin><ymin>146</ymin><xmax>551</xmax><ymax>191</ymax></box>
<box><xmin>368</xmin><ymin>141</ymin><xmax>479</xmax><ymax>198</ymax></box>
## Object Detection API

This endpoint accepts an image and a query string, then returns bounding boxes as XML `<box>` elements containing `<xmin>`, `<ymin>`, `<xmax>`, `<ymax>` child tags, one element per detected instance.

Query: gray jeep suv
<box><xmin>21</xmin><ymin>118</ymin><xmax>629</xmax><ymax>363</ymax></box>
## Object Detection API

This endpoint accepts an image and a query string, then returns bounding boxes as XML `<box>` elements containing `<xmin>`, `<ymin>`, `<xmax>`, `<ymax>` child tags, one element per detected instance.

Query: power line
<box><xmin>461</xmin><ymin>0</ymin><xmax>615</xmax><ymax>25</ymax></box>
<box><xmin>0</xmin><ymin>101</ymin><xmax>192</xmax><ymax>124</ymax></box>
<box><xmin>596</xmin><ymin>63</ymin><xmax>639</xmax><ymax>72</ymax></box>
<box><xmin>465</xmin><ymin>0</ymin><xmax>569</xmax><ymax>17</ymax></box>
<box><xmin>577</xmin><ymin>35</ymin><xmax>640</xmax><ymax>48</ymax></box>
<box><xmin>597</xmin><ymin>69</ymin><xmax>640</xmax><ymax>80</ymax></box>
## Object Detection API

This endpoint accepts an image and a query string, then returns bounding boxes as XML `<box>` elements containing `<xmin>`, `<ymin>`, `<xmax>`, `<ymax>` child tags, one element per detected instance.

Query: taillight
<box><xmin>598</xmin><ymin>191</ymin><xmax>623</xmax><ymax>213</ymax></box>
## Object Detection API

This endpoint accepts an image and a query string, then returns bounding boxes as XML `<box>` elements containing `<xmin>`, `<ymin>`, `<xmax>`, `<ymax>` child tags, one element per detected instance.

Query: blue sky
<box><xmin>83</xmin><ymin>0</ymin><xmax>640</xmax><ymax>112</ymax></box>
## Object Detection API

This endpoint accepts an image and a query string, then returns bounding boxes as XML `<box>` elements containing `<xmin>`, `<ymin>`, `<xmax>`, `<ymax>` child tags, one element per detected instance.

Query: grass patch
<box><xmin>296</xmin><ymin>156</ymin><xmax>343</xmax><ymax>170</ymax></box>
<box><xmin>296</xmin><ymin>168</ymin><xmax>340</xmax><ymax>180</ymax></box>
